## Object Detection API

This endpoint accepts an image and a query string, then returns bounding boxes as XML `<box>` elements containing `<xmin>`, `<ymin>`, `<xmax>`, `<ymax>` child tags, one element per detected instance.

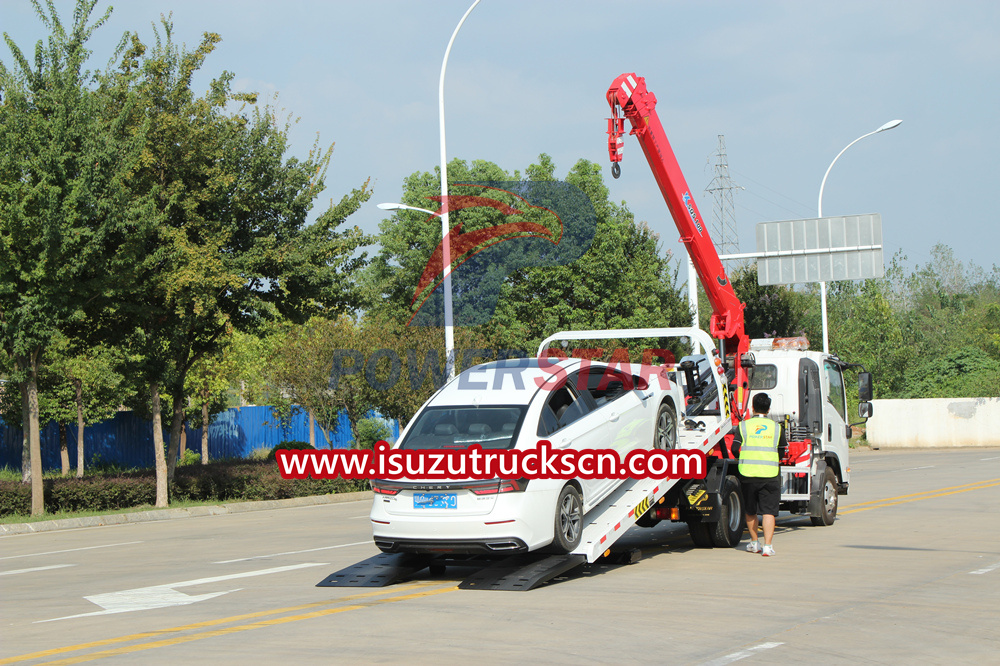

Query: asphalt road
<box><xmin>2</xmin><ymin>447</ymin><xmax>999</xmax><ymax>665</ymax></box>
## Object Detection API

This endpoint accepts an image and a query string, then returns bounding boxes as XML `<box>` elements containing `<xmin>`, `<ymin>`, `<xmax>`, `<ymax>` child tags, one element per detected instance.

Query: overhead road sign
<box><xmin>749</xmin><ymin>214</ymin><xmax>884</xmax><ymax>286</ymax></box>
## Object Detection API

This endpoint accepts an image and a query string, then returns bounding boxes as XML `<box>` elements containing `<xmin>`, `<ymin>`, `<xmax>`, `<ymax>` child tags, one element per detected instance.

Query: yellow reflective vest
<box><xmin>737</xmin><ymin>416</ymin><xmax>781</xmax><ymax>478</ymax></box>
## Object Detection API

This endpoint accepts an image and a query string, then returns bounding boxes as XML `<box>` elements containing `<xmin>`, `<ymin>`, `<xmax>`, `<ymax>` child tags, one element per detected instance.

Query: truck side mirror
<box><xmin>858</xmin><ymin>402</ymin><xmax>873</xmax><ymax>419</ymax></box>
<box><xmin>858</xmin><ymin>372</ymin><xmax>873</xmax><ymax>402</ymax></box>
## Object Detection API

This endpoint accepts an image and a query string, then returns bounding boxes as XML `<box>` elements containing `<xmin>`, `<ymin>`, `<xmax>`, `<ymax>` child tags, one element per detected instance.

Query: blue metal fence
<box><xmin>0</xmin><ymin>407</ymin><xmax>399</xmax><ymax>473</ymax></box>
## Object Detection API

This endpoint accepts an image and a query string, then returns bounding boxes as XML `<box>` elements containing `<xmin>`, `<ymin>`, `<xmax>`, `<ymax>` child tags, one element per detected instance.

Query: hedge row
<box><xmin>0</xmin><ymin>460</ymin><xmax>366</xmax><ymax>518</ymax></box>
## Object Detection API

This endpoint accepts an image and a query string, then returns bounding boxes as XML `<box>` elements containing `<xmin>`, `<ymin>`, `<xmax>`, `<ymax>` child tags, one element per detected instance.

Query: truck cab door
<box><xmin>820</xmin><ymin>359</ymin><xmax>850</xmax><ymax>487</ymax></box>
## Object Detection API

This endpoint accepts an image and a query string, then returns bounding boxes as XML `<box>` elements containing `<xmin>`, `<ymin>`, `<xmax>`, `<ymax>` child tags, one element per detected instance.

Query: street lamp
<box><xmin>376</xmin><ymin>199</ymin><xmax>454</xmax><ymax>378</ymax></box>
<box><xmin>377</xmin><ymin>202</ymin><xmax>436</xmax><ymax>216</ymax></box>
<box><xmin>377</xmin><ymin>0</ymin><xmax>480</xmax><ymax>381</ymax></box>
<box><xmin>438</xmin><ymin>0</ymin><xmax>480</xmax><ymax>379</ymax></box>
<box><xmin>816</xmin><ymin>119</ymin><xmax>902</xmax><ymax>354</ymax></box>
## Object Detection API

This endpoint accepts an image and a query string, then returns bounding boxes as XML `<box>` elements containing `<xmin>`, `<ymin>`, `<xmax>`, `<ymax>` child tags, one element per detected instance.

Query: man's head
<box><xmin>752</xmin><ymin>392</ymin><xmax>772</xmax><ymax>415</ymax></box>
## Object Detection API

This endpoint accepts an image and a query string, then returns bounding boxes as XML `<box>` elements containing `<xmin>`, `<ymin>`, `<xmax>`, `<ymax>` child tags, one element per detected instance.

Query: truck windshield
<box><xmin>398</xmin><ymin>406</ymin><xmax>527</xmax><ymax>450</ymax></box>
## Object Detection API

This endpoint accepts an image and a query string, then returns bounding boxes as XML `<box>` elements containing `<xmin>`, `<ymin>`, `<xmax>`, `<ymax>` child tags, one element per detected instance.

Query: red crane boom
<box><xmin>606</xmin><ymin>72</ymin><xmax>750</xmax><ymax>422</ymax></box>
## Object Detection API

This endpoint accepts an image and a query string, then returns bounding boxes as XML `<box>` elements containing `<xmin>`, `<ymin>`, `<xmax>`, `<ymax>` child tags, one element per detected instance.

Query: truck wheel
<box><xmin>654</xmin><ymin>403</ymin><xmax>677</xmax><ymax>450</ymax></box>
<box><xmin>552</xmin><ymin>485</ymin><xmax>583</xmax><ymax>553</ymax></box>
<box><xmin>687</xmin><ymin>521</ymin><xmax>714</xmax><ymax>548</ymax></box>
<box><xmin>810</xmin><ymin>467</ymin><xmax>839</xmax><ymax>526</ymax></box>
<box><xmin>710</xmin><ymin>476</ymin><xmax>745</xmax><ymax>547</ymax></box>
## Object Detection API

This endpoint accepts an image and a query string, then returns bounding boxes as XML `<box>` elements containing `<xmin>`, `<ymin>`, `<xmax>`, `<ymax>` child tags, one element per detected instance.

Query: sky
<box><xmin>3</xmin><ymin>0</ymin><xmax>999</xmax><ymax>275</ymax></box>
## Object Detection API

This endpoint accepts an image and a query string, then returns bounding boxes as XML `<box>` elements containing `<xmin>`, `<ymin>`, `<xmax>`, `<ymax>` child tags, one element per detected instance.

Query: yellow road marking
<box><xmin>35</xmin><ymin>585</ymin><xmax>459</xmax><ymax>666</ymax></box>
<box><xmin>842</xmin><ymin>478</ymin><xmax>1000</xmax><ymax>509</ymax></box>
<box><xmin>0</xmin><ymin>582</ymin><xmax>443</xmax><ymax>665</ymax></box>
<box><xmin>841</xmin><ymin>481</ymin><xmax>1000</xmax><ymax>515</ymax></box>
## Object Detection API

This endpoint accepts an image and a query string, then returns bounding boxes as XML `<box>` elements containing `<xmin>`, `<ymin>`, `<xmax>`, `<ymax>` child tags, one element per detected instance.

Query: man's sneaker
<box><xmin>746</xmin><ymin>541</ymin><xmax>761</xmax><ymax>553</ymax></box>
<box><xmin>761</xmin><ymin>545</ymin><xmax>776</xmax><ymax>557</ymax></box>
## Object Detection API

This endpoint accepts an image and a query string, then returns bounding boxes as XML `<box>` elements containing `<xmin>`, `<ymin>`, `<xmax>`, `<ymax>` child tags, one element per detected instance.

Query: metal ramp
<box><xmin>316</xmin><ymin>552</ymin><xmax>438</xmax><ymax>588</ymax></box>
<box><xmin>458</xmin><ymin>553</ymin><xmax>587</xmax><ymax>591</ymax></box>
<box><xmin>317</xmin><ymin>551</ymin><xmax>587</xmax><ymax>591</ymax></box>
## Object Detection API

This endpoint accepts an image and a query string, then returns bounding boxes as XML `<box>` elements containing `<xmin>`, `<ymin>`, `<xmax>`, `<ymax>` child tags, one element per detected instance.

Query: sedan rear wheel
<box><xmin>655</xmin><ymin>403</ymin><xmax>677</xmax><ymax>450</ymax></box>
<box><xmin>552</xmin><ymin>485</ymin><xmax>583</xmax><ymax>553</ymax></box>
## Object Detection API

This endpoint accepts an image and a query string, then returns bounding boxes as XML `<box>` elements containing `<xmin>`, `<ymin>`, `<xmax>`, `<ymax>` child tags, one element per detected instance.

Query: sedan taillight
<box><xmin>371</xmin><ymin>480</ymin><xmax>401</xmax><ymax>495</ymax></box>
<box><xmin>474</xmin><ymin>478</ymin><xmax>529</xmax><ymax>494</ymax></box>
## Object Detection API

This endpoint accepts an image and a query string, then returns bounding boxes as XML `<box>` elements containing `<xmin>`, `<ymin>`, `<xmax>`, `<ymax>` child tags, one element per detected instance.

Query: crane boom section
<box><xmin>606</xmin><ymin>72</ymin><xmax>749</xmax><ymax>421</ymax></box>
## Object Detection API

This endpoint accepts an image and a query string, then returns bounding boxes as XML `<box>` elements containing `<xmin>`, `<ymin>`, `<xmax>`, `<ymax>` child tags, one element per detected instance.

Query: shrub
<box><xmin>355</xmin><ymin>417</ymin><xmax>393</xmax><ymax>450</ymax></box>
<box><xmin>267</xmin><ymin>440</ymin><xmax>314</xmax><ymax>460</ymax></box>
<box><xmin>179</xmin><ymin>450</ymin><xmax>201</xmax><ymax>467</ymax></box>
<box><xmin>0</xmin><ymin>459</ymin><xmax>366</xmax><ymax>519</ymax></box>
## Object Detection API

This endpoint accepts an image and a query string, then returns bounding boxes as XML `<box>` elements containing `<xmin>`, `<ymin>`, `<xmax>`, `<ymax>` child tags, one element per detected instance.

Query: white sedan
<box><xmin>370</xmin><ymin>357</ymin><xmax>682</xmax><ymax>554</ymax></box>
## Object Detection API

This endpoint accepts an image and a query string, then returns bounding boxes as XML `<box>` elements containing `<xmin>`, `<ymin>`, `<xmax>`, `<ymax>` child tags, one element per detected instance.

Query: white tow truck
<box><xmin>318</xmin><ymin>72</ymin><xmax>873</xmax><ymax>591</ymax></box>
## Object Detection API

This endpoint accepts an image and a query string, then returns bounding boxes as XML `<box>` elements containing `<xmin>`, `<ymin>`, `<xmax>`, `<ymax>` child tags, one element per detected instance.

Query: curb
<box><xmin>0</xmin><ymin>491</ymin><xmax>373</xmax><ymax>536</ymax></box>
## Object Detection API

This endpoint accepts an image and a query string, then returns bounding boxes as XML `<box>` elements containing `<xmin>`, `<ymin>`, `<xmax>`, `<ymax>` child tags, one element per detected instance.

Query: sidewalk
<box><xmin>0</xmin><ymin>490</ymin><xmax>373</xmax><ymax>536</ymax></box>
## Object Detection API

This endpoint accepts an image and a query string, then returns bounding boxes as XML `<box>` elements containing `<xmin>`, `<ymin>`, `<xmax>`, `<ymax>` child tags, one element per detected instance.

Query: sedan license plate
<box><xmin>413</xmin><ymin>492</ymin><xmax>457</xmax><ymax>509</ymax></box>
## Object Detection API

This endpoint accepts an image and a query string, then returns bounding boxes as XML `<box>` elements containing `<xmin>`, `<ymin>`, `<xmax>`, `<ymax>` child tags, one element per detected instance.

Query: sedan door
<box><xmin>536</xmin><ymin>382</ymin><xmax>610</xmax><ymax>511</ymax></box>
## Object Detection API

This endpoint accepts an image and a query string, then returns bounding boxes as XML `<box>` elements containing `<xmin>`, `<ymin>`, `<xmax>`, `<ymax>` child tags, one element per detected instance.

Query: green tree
<box><xmin>0</xmin><ymin>0</ymin><xmax>144</xmax><ymax>513</ymax></box>
<box><xmin>366</xmin><ymin>155</ymin><xmax>690</xmax><ymax>357</ymax></box>
<box><xmin>184</xmin><ymin>338</ymin><xmax>238</xmax><ymax>464</ymax></box>
<box><xmin>111</xmin><ymin>21</ymin><xmax>372</xmax><ymax>503</ymax></box>
<box><xmin>729</xmin><ymin>263</ymin><xmax>811</xmax><ymax>340</ymax></box>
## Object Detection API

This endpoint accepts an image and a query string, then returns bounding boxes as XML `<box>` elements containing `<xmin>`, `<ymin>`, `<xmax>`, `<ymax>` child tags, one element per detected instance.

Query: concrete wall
<box><xmin>867</xmin><ymin>397</ymin><xmax>1000</xmax><ymax>448</ymax></box>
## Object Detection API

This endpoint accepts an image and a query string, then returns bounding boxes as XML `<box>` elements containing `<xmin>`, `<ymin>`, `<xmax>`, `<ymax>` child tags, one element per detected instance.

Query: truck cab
<box><xmin>748</xmin><ymin>337</ymin><xmax>853</xmax><ymax>494</ymax></box>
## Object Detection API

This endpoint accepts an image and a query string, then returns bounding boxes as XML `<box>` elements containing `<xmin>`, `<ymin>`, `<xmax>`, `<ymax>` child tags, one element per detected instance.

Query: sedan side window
<box><xmin>538</xmin><ymin>385</ymin><xmax>591</xmax><ymax>436</ymax></box>
<box><xmin>573</xmin><ymin>368</ymin><xmax>631</xmax><ymax>407</ymax></box>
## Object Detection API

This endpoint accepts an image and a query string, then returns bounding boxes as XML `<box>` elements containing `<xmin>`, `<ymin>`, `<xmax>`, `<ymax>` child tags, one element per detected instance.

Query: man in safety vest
<box><xmin>733</xmin><ymin>392</ymin><xmax>787</xmax><ymax>557</ymax></box>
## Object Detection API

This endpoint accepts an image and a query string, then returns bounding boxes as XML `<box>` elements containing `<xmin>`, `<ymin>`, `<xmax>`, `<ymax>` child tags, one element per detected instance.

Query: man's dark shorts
<box><xmin>741</xmin><ymin>476</ymin><xmax>780</xmax><ymax>516</ymax></box>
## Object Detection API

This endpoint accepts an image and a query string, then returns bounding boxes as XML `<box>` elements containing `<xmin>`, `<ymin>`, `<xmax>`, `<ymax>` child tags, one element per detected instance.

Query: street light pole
<box><xmin>817</xmin><ymin>119</ymin><xmax>902</xmax><ymax>354</ymax></box>
<box><xmin>438</xmin><ymin>0</ymin><xmax>481</xmax><ymax>379</ymax></box>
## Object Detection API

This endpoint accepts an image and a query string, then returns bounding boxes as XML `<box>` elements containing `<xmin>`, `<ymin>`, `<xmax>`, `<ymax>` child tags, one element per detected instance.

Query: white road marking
<box><xmin>0</xmin><ymin>564</ymin><xmax>76</xmax><ymax>577</ymax></box>
<box><xmin>893</xmin><ymin>466</ymin><xmax>935</xmax><ymax>472</ymax></box>
<box><xmin>37</xmin><ymin>562</ymin><xmax>328</xmax><ymax>622</ymax></box>
<box><xmin>0</xmin><ymin>541</ymin><xmax>143</xmax><ymax>561</ymax></box>
<box><xmin>970</xmin><ymin>561</ymin><xmax>1000</xmax><ymax>575</ymax></box>
<box><xmin>703</xmin><ymin>642</ymin><xmax>784</xmax><ymax>665</ymax></box>
<box><xmin>981</xmin><ymin>456</ymin><xmax>1000</xmax><ymax>461</ymax></box>
<box><xmin>214</xmin><ymin>541</ymin><xmax>371</xmax><ymax>564</ymax></box>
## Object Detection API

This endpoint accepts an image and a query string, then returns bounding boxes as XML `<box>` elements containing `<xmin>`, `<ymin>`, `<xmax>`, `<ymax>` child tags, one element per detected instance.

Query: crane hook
<box><xmin>611</xmin><ymin>162</ymin><xmax>621</xmax><ymax>179</ymax></box>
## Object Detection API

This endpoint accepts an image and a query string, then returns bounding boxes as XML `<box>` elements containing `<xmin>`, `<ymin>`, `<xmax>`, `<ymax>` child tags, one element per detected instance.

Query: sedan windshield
<box><xmin>398</xmin><ymin>406</ymin><xmax>527</xmax><ymax>450</ymax></box>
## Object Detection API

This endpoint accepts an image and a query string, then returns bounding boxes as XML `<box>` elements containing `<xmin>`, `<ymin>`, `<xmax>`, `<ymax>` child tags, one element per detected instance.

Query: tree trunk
<box><xmin>309</xmin><ymin>410</ymin><xmax>316</xmax><ymax>448</ymax></box>
<box><xmin>27</xmin><ymin>355</ymin><xmax>44</xmax><ymax>516</ymax></box>
<box><xmin>20</xmin><ymin>376</ymin><xmax>30</xmax><ymax>485</ymax></box>
<box><xmin>59</xmin><ymin>422</ymin><xmax>70</xmax><ymax>477</ymax></box>
<box><xmin>180</xmin><ymin>425</ymin><xmax>187</xmax><ymax>457</ymax></box>
<box><xmin>151</xmin><ymin>382</ymin><xmax>168</xmax><ymax>508</ymax></box>
<box><xmin>201</xmin><ymin>400</ymin><xmax>210</xmax><ymax>464</ymax></box>
<box><xmin>165</xmin><ymin>384</ymin><xmax>186</xmax><ymax>482</ymax></box>
<box><xmin>75</xmin><ymin>378</ymin><xmax>85</xmax><ymax>479</ymax></box>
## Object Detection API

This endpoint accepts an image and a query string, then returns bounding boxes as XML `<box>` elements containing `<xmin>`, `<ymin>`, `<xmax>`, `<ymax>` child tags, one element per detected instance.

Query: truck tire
<box><xmin>552</xmin><ymin>484</ymin><xmax>583</xmax><ymax>552</ymax></box>
<box><xmin>654</xmin><ymin>402</ymin><xmax>677</xmax><ymax>450</ymax></box>
<box><xmin>810</xmin><ymin>467</ymin><xmax>839</xmax><ymax>526</ymax></box>
<box><xmin>687</xmin><ymin>521</ymin><xmax>714</xmax><ymax>548</ymax></box>
<box><xmin>710</xmin><ymin>476</ymin><xmax>745</xmax><ymax>547</ymax></box>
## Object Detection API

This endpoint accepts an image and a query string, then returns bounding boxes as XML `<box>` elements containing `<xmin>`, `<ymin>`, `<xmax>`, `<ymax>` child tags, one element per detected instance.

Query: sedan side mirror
<box><xmin>858</xmin><ymin>372</ymin><xmax>873</xmax><ymax>402</ymax></box>
<box><xmin>858</xmin><ymin>402</ymin><xmax>873</xmax><ymax>419</ymax></box>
